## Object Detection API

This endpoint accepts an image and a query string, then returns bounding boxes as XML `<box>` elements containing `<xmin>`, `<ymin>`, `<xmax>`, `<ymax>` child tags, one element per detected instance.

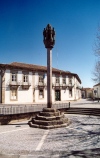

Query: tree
<box><xmin>92</xmin><ymin>26</ymin><xmax>100</xmax><ymax>83</ymax></box>
<box><xmin>92</xmin><ymin>60</ymin><xmax>100</xmax><ymax>83</ymax></box>
<box><xmin>94</xmin><ymin>26</ymin><xmax>100</xmax><ymax>58</ymax></box>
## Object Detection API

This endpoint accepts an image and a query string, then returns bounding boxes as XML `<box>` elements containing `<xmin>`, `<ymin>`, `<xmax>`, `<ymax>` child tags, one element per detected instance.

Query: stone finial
<box><xmin>43</xmin><ymin>24</ymin><xmax>55</xmax><ymax>48</ymax></box>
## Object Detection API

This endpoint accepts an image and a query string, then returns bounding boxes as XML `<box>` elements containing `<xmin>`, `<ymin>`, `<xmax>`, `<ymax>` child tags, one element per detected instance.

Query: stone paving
<box><xmin>0</xmin><ymin>113</ymin><xmax>100</xmax><ymax>158</ymax></box>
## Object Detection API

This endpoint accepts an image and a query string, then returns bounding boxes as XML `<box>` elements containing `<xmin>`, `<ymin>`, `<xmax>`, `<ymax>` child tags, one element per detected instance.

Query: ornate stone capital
<box><xmin>43</xmin><ymin>24</ymin><xmax>55</xmax><ymax>48</ymax></box>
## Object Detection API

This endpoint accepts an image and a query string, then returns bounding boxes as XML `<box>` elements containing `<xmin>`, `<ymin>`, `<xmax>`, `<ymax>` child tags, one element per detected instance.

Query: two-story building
<box><xmin>93</xmin><ymin>83</ymin><xmax>100</xmax><ymax>99</ymax></box>
<box><xmin>0</xmin><ymin>62</ymin><xmax>82</xmax><ymax>104</ymax></box>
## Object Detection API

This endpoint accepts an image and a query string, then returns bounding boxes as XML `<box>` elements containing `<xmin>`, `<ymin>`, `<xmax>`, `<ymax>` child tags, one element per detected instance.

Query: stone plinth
<box><xmin>28</xmin><ymin>108</ymin><xmax>70</xmax><ymax>129</ymax></box>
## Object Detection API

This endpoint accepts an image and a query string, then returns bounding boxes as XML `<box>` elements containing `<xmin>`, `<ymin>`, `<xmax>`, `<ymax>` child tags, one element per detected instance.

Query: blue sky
<box><xmin>0</xmin><ymin>0</ymin><xmax>100</xmax><ymax>88</ymax></box>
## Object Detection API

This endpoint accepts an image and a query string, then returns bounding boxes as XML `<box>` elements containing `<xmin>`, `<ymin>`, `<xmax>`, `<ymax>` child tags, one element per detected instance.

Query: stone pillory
<box><xmin>28</xmin><ymin>24</ymin><xmax>70</xmax><ymax>129</ymax></box>
<box><xmin>43</xmin><ymin>24</ymin><xmax>55</xmax><ymax>109</ymax></box>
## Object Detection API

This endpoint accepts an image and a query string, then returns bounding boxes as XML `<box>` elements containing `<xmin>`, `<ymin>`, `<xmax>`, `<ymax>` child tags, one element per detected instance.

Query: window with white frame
<box><xmin>23</xmin><ymin>74</ymin><xmax>28</xmax><ymax>82</ymax></box>
<box><xmin>39</xmin><ymin>89</ymin><xmax>44</xmax><ymax>98</ymax></box>
<box><xmin>69</xmin><ymin>89</ymin><xmax>72</xmax><ymax>97</ymax></box>
<box><xmin>11</xmin><ymin>89</ymin><xmax>17</xmax><ymax>100</ymax></box>
<box><xmin>62</xmin><ymin>77</ymin><xmax>66</xmax><ymax>84</ymax></box>
<box><xmin>69</xmin><ymin>77</ymin><xmax>72</xmax><ymax>84</ymax></box>
<box><xmin>39</xmin><ymin>75</ymin><xmax>44</xmax><ymax>84</ymax></box>
<box><xmin>11</xmin><ymin>73</ymin><xmax>17</xmax><ymax>81</ymax></box>
<box><xmin>56</xmin><ymin>76</ymin><xmax>60</xmax><ymax>84</ymax></box>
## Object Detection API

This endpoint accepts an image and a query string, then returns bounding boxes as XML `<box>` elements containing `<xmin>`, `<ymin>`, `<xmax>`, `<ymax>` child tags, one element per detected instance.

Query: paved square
<box><xmin>0</xmin><ymin>114</ymin><xmax>100</xmax><ymax>158</ymax></box>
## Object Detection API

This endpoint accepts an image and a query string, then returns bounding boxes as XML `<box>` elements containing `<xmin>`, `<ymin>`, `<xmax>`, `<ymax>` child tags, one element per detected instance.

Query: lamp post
<box><xmin>43</xmin><ymin>24</ymin><xmax>55</xmax><ymax>108</ymax></box>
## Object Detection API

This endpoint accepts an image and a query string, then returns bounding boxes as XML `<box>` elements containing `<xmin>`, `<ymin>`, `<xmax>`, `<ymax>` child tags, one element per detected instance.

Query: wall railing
<box><xmin>0</xmin><ymin>103</ymin><xmax>70</xmax><ymax>115</ymax></box>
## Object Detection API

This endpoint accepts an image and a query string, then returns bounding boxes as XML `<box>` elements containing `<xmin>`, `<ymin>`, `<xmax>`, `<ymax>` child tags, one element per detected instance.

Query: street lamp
<box><xmin>43</xmin><ymin>24</ymin><xmax>55</xmax><ymax>108</ymax></box>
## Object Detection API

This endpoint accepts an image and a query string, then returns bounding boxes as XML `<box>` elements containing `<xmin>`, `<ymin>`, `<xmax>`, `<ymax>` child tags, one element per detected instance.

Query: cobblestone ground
<box><xmin>0</xmin><ymin>114</ymin><xmax>100</xmax><ymax>158</ymax></box>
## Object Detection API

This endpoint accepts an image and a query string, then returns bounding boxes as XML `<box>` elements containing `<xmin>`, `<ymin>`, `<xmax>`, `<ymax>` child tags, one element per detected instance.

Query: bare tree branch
<box><xmin>92</xmin><ymin>61</ymin><xmax>100</xmax><ymax>83</ymax></box>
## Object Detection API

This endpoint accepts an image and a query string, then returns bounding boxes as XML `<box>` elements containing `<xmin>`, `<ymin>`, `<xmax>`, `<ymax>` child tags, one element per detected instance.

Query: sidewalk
<box><xmin>70</xmin><ymin>98</ymin><xmax>100</xmax><ymax>108</ymax></box>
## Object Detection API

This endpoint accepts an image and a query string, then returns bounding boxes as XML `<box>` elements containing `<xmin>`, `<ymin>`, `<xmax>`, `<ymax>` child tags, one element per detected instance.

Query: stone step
<box><xmin>28</xmin><ymin>121</ymin><xmax>68</xmax><ymax>129</ymax></box>
<box><xmin>39</xmin><ymin>111</ymin><xmax>60</xmax><ymax>117</ymax></box>
<box><xmin>32</xmin><ymin>118</ymin><xmax>68</xmax><ymax>126</ymax></box>
<box><xmin>28</xmin><ymin>108</ymin><xmax>70</xmax><ymax>129</ymax></box>
<box><xmin>43</xmin><ymin>107</ymin><xmax>57</xmax><ymax>112</ymax></box>
<box><xmin>66</xmin><ymin>108</ymin><xmax>100</xmax><ymax>116</ymax></box>
<box><xmin>36</xmin><ymin>113</ymin><xmax>64</xmax><ymax>121</ymax></box>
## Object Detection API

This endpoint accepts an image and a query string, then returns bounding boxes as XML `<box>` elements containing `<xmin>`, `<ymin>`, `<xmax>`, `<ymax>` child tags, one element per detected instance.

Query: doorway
<box><xmin>55</xmin><ymin>90</ymin><xmax>60</xmax><ymax>101</ymax></box>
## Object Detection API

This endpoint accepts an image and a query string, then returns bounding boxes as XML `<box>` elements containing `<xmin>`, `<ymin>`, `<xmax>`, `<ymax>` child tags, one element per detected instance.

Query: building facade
<box><xmin>93</xmin><ymin>83</ymin><xmax>100</xmax><ymax>99</ymax></box>
<box><xmin>0</xmin><ymin>62</ymin><xmax>82</xmax><ymax>104</ymax></box>
<box><xmin>81</xmin><ymin>88</ymin><xmax>93</xmax><ymax>99</ymax></box>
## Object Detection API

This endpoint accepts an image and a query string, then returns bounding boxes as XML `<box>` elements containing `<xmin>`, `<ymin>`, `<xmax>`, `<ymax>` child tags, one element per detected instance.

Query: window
<box><xmin>11</xmin><ymin>89</ymin><xmax>17</xmax><ymax>100</ymax></box>
<box><xmin>12</xmin><ymin>73</ymin><xmax>17</xmax><ymax>81</ymax></box>
<box><xmin>22</xmin><ymin>74</ymin><xmax>30</xmax><ymax>89</ymax></box>
<box><xmin>62</xmin><ymin>77</ymin><xmax>66</xmax><ymax>84</ymax></box>
<box><xmin>39</xmin><ymin>89</ymin><xmax>44</xmax><ymax>98</ymax></box>
<box><xmin>39</xmin><ymin>75</ymin><xmax>44</xmax><ymax>83</ymax></box>
<box><xmin>69</xmin><ymin>78</ymin><xmax>72</xmax><ymax>84</ymax></box>
<box><xmin>69</xmin><ymin>89</ymin><xmax>72</xmax><ymax>97</ymax></box>
<box><xmin>23</xmin><ymin>74</ymin><xmax>28</xmax><ymax>82</ymax></box>
<box><xmin>56</xmin><ymin>77</ymin><xmax>60</xmax><ymax>84</ymax></box>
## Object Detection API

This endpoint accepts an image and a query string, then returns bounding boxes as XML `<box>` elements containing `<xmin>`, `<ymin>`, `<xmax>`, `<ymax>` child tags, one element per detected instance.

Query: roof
<box><xmin>82</xmin><ymin>88</ymin><xmax>93</xmax><ymax>91</ymax></box>
<box><xmin>93</xmin><ymin>83</ymin><xmax>100</xmax><ymax>87</ymax></box>
<box><xmin>0</xmin><ymin>62</ymin><xmax>81</xmax><ymax>83</ymax></box>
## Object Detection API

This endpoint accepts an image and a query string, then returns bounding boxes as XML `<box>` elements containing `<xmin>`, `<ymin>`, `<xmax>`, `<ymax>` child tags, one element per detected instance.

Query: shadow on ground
<box><xmin>58</xmin><ymin>148</ymin><xmax>100</xmax><ymax>157</ymax></box>
<box><xmin>8</xmin><ymin>123</ymin><xmax>28</xmax><ymax>126</ymax></box>
<box><xmin>30</xmin><ymin>148</ymin><xmax>100</xmax><ymax>157</ymax></box>
<box><xmin>0</xmin><ymin>148</ymin><xmax>100</xmax><ymax>158</ymax></box>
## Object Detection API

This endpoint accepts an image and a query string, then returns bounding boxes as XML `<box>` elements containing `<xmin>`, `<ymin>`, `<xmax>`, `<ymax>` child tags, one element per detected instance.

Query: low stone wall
<box><xmin>0</xmin><ymin>108</ymin><xmax>68</xmax><ymax>125</ymax></box>
<box><xmin>0</xmin><ymin>112</ymin><xmax>39</xmax><ymax>125</ymax></box>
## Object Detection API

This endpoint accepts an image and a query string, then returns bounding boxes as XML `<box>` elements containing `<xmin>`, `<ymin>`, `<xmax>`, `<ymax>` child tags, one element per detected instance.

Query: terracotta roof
<box><xmin>10</xmin><ymin>62</ymin><xmax>68</xmax><ymax>73</ymax></box>
<box><xmin>82</xmin><ymin>88</ymin><xmax>93</xmax><ymax>91</ymax></box>
<box><xmin>0</xmin><ymin>62</ymin><xmax>81</xmax><ymax>83</ymax></box>
<box><xmin>93</xmin><ymin>83</ymin><xmax>100</xmax><ymax>87</ymax></box>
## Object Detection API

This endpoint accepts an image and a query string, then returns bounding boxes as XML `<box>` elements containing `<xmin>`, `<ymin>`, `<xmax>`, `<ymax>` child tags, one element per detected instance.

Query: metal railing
<box><xmin>0</xmin><ymin>103</ymin><xmax>70</xmax><ymax>115</ymax></box>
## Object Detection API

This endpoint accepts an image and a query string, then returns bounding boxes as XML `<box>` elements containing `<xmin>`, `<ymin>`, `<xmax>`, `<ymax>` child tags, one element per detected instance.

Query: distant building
<box><xmin>93</xmin><ymin>83</ymin><xmax>100</xmax><ymax>99</ymax></box>
<box><xmin>0</xmin><ymin>62</ymin><xmax>82</xmax><ymax>104</ymax></box>
<box><xmin>81</xmin><ymin>88</ymin><xmax>93</xmax><ymax>99</ymax></box>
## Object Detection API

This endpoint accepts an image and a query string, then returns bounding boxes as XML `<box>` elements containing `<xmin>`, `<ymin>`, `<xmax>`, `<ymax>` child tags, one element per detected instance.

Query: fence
<box><xmin>0</xmin><ymin>103</ymin><xmax>70</xmax><ymax>115</ymax></box>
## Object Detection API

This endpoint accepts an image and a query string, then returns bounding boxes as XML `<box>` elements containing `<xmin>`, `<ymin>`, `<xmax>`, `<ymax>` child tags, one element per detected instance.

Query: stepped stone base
<box><xmin>28</xmin><ymin>108</ymin><xmax>70</xmax><ymax>129</ymax></box>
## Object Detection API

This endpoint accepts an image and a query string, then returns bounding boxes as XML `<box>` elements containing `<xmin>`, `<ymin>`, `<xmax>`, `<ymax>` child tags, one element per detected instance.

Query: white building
<box><xmin>93</xmin><ymin>83</ymin><xmax>100</xmax><ymax>99</ymax></box>
<box><xmin>0</xmin><ymin>62</ymin><xmax>82</xmax><ymax>104</ymax></box>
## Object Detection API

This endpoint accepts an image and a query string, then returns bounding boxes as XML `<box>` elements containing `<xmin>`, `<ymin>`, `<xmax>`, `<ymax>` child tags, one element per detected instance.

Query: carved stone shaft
<box><xmin>47</xmin><ymin>48</ymin><xmax>52</xmax><ymax>108</ymax></box>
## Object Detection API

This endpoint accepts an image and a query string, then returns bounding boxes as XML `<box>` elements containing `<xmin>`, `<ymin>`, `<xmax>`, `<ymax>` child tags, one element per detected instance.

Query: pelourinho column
<box><xmin>43</xmin><ymin>24</ymin><xmax>55</xmax><ymax>108</ymax></box>
<box><xmin>28</xmin><ymin>24</ymin><xmax>70</xmax><ymax>129</ymax></box>
<box><xmin>47</xmin><ymin>48</ymin><xmax>52</xmax><ymax>108</ymax></box>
